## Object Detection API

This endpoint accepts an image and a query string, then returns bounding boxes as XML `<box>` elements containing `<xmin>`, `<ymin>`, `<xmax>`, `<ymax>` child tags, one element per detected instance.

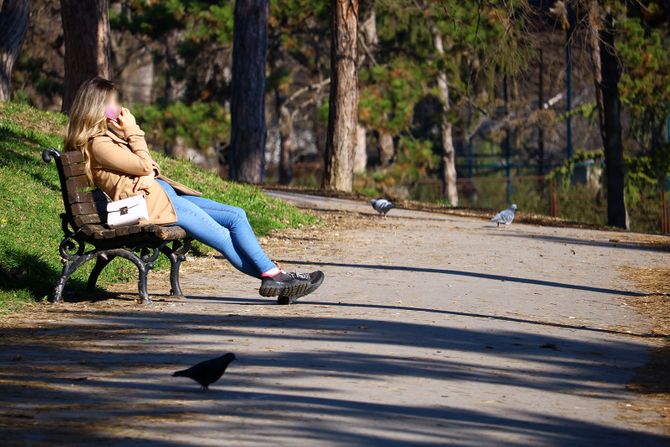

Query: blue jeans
<box><xmin>156</xmin><ymin>178</ymin><xmax>276</xmax><ymax>278</ymax></box>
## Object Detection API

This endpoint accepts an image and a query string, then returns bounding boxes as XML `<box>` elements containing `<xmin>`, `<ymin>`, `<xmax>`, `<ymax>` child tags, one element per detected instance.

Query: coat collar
<box><xmin>104</xmin><ymin>127</ymin><xmax>128</xmax><ymax>144</ymax></box>
<box><xmin>93</xmin><ymin>128</ymin><xmax>128</xmax><ymax>144</ymax></box>
<box><xmin>91</xmin><ymin>126</ymin><xmax>128</xmax><ymax>144</ymax></box>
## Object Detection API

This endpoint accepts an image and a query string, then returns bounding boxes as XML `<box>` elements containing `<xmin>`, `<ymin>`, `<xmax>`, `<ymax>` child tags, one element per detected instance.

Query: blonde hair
<box><xmin>64</xmin><ymin>77</ymin><xmax>116</xmax><ymax>186</ymax></box>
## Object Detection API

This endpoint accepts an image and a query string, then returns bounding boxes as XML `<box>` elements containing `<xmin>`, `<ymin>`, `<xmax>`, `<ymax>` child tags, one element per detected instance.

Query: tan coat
<box><xmin>89</xmin><ymin>124</ymin><xmax>202</xmax><ymax>225</ymax></box>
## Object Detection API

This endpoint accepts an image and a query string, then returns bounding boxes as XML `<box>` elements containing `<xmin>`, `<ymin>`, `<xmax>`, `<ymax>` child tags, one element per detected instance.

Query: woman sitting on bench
<box><xmin>64</xmin><ymin>77</ymin><xmax>324</xmax><ymax>303</ymax></box>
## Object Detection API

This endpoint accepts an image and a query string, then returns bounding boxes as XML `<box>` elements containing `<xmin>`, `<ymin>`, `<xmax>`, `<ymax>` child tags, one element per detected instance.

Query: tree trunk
<box><xmin>229</xmin><ymin>0</ymin><xmax>268</xmax><ymax>183</ymax></box>
<box><xmin>353</xmin><ymin>123</ymin><xmax>367</xmax><ymax>174</ymax></box>
<box><xmin>277</xmin><ymin>97</ymin><xmax>293</xmax><ymax>185</ymax></box>
<box><xmin>0</xmin><ymin>0</ymin><xmax>30</xmax><ymax>101</ymax></box>
<box><xmin>503</xmin><ymin>75</ymin><xmax>513</xmax><ymax>204</ymax></box>
<box><xmin>587</xmin><ymin>3</ymin><xmax>628</xmax><ymax>228</ymax></box>
<box><xmin>163</xmin><ymin>29</ymin><xmax>186</xmax><ymax>103</ymax></box>
<box><xmin>322</xmin><ymin>0</ymin><xmax>359</xmax><ymax>192</ymax></box>
<box><xmin>60</xmin><ymin>0</ymin><xmax>111</xmax><ymax>113</ymax></box>
<box><xmin>378</xmin><ymin>131</ymin><xmax>394</xmax><ymax>166</ymax></box>
<box><xmin>599</xmin><ymin>13</ymin><xmax>628</xmax><ymax>228</ymax></box>
<box><xmin>537</xmin><ymin>48</ymin><xmax>545</xmax><ymax>178</ymax></box>
<box><xmin>360</xmin><ymin>8</ymin><xmax>378</xmax><ymax>46</ymax></box>
<box><xmin>429</xmin><ymin>22</ymin><xmax>459</xmax><ymax>206</ymax></box>
<box><xmin>587</xmin><ymin>0</ymin><xmax>605</xmax><ymax>132</ymax></box>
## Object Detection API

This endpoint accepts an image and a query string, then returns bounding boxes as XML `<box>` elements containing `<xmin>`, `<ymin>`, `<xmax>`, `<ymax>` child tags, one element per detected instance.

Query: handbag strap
<box><xmin>99</xmin><ymin>189</ymin><xmax>146</xmax><ymax>204</ymax></box>
<box><xmin>100</xmin><ymin>189</ymin><xmax>113</xmax><ymax>202</ymax></box>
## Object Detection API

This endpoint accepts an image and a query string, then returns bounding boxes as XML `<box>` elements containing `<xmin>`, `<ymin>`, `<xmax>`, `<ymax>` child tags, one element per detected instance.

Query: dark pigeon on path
<box><xmin>371</xmin><ymin>198</ymin><xmax>395</xmax><ymax>217</ymax></box>
<box><xmin>172</xmin><ymin>353</ymin><xmax>236</xmax><ymax>390</ymax></box>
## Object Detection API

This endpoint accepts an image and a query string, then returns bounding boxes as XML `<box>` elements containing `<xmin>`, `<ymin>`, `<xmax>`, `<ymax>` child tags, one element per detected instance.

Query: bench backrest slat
<box><xmin>67</xmin><ymin>190</ymin><xmax>94</xmax><ymax>204</ymax></box>
<box><xmin>44</xmin><ymin>148</ymin><xmax>105</xmax><ymax>230</ymax></box>
<box><xmin>65</xmin><ymin>175</ymin><xmax>92</xmax><ymax>193</ymax></box>
<box><xmin>60</xmin><ymin>150</ymin><xmax>84</xmax><ymax>165</ymax></box>
<box><xmin>62</xmin><ymin>163</ymin><xmax>87</xmax><ymax>178</ymax></box>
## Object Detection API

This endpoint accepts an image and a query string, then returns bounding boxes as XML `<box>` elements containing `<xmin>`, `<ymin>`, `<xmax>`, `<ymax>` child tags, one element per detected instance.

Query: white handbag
<box><xmin>104</xmin><ymin>193</ymin><xmax>150</xmax><ymax>227</ymax></box>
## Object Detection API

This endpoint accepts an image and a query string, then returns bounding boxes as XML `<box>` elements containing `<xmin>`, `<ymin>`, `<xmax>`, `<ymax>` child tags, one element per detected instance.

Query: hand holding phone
<box><xmin>105</xmin><ymin>106</ymin><xmax>120</xmax><ymax>124</ymax></box>
<box><xmin>106</xmin><ymin>107</ymin><xmax>138</xmax><ymax>137</ymax></box>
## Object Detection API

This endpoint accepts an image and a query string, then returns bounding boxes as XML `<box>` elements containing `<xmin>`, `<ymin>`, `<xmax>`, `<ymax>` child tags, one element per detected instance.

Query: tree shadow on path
<box><xmin>0</xmin><ymin>305</ymin><xmax>668</xmax><ymax>446</ymax></box>
<box><xmin>276</xmin><ymin>259</ymin><xmax>648</xmax><ymax>297</ymax></box>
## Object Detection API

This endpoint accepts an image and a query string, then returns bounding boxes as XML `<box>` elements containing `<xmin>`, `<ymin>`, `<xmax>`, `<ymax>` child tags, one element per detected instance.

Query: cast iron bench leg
<box><xmin>53</xmin><ymin>252</ymin><xmax>97</xmax><ymax>304</ymax></box>
<box><xmin>86</xmin><ymin>254</ymin><xmax>116</xmax><ymax>291</ymax></box>
<box><xmin>136</xmin><ymin>262</ymin><xmax>151</xmax><ymax>305</ymax></box>
<box><xmin>102</xmin><ymin>248</ymin><xmax>155</xmax><ymax>305</ymax></box>
<box><xmin>55</xmin><ymin>249</ymin><xmax>153</xmax><ymax>305</ymax></box>
<box><xmin>160</xmin><ymin>238</ymin><xmax>192</xmax><ymax>297</ymax></box>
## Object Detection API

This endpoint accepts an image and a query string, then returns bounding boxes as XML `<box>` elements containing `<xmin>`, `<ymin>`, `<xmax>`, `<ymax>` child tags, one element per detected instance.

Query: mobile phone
<box><xmin>105</xmin><ymin>106</ymin><xmax>120</xmax><ymax>123</ymax></box>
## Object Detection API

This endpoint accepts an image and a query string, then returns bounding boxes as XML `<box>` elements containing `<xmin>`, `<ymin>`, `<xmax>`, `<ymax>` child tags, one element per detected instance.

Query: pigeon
<box><xmin>491</xmin><ymin>204</ymin><xmax>517</xmax><ymax>227</ymax></box>
<box><xmin>371</xmin><ymin>198</ymin><xmax>395</xmax><ymax>217</ymax></box>
<box><xmin>172</xmin><ymin>353</ymin><xmax>236</xmax><ymax>390</ymax></box>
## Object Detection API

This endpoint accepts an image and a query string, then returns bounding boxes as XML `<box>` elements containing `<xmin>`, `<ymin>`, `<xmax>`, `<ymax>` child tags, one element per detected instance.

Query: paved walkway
<box><xmin>1</xmin><ymin>192</ymin><xmax>669</xmax><ymax>446</ymax></box>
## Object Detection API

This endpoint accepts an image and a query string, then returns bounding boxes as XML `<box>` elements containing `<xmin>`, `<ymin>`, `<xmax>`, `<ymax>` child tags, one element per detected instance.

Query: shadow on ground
<box><xmin>1</xmin><ymin>300</ymin><xmax>668</xmax><ymax>446</ymax></box>
<box><xmin>276</xmin><ymin>259</ymin><xmax>648</xmax><ymax>297</ymax></box>
<box><xmin>493</xmin><ymin>231</ymin><xmax>670</xmax><ymax>253</ymax></box>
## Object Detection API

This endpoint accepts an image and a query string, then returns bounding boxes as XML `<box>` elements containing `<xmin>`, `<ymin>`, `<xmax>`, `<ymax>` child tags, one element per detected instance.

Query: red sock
<box><xmin>261</xmin><ymin>264</ymin><xmax>285</xmax><ymax>278</ymax></box>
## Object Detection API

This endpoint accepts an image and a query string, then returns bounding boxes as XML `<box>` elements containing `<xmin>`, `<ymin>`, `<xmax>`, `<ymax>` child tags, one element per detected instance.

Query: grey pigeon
<box><xmin>371</xmin><ymin>198</ymin><xmax>395</xmax><ymax>217</ymax></box>
<box><xmin>491</xmin><ymin>204</ymin><xmax>517</xmax><ymax>227</ymax></box>
<box><xmin>172</xmin><ymin>353</ymin><xmax>236</xmax><ymax>390</ymax></box>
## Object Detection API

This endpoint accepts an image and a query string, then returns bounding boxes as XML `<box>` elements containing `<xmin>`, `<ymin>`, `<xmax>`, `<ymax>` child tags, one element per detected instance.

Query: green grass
<box><xmin>0</xmin><ymin>102</ymin><xmax>318</xmax><ymax>313</ymax></box>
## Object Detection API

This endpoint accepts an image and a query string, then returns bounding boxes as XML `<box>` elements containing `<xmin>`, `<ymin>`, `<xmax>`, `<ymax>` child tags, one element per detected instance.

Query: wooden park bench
<box><xmin>42</xmin><ymin>148</ymin><xmax>193</xmax><ymax>304</ymax></box>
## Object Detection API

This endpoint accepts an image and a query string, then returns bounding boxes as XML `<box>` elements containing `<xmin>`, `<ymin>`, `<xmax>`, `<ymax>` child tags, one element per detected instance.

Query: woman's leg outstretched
<box><xmin>156</xmin><ymin>179</ymin><xmax>262</xmax><ymax>276</ymax></box>
<box><xmin>180</xmin><ymin>195</ymin><xmax>276</xmax><ymax>275</ymax></box>
<box><xmin>156</xmin><ymin>178</ymin><xmax>322</xmax><ymax>300</ymax></box>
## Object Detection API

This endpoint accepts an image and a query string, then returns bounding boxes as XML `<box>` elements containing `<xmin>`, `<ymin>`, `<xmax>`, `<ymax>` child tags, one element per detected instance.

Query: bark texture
<box><xmin>60</xmin><ymin>0</ymin><xmax>111</xmax><ymax>113</ymax></box>
<box><xmin>278</xmin><ymin>98</ymin><xmax>293</xmax><ymax>184</ymax></box>
<box><xmin>322</xmin><ymin>0</ymin><xmax>359</xmax><ymax>192</ymax></box>
<box><xmin>229</xmin><ymin>0</ymin><xmax>268</xmax><ymax>183</ymax></box>
<box><xmin>378</xmin><ymin>131</ymin><xmax>394</xmax><ymax>166</ymax></box>
<box><xmin>599</xmin><ymin>13</ymin><xmax>627</xmax><ymax>228</ymax></box>
<box><xmin>163</xmin><ymin>29</ymin><xmax>186</xmax><ymax>103</ymax></box>
<box><xmin>0</xmin><ymin>0</ymin><xmax>30</xmax><ymax>101</ymax></box>
<box><xmin>353</xmin><ymin>123</ymin><xmax>367</xmax><ymax>174</ymax></box>
<box><xmin>587</xmin><ymin>0</ymin><xmax>605</xmax><ymax>131</ymax></box>
<box><xmin>429</xmin><ymin>21</ymin><xmax>458</xmax><ymax>206</ymax></box>
<box><xmin>587</xmin><ymin>2</ymin><xmax>628</xmax><ymax>228</ymax></box>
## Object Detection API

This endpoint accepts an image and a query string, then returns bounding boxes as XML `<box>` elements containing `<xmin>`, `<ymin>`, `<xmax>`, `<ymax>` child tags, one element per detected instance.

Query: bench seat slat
<box><xmin>113</xmin><ymin>224</ymin><xmax>143</xmax><ymax>237</ymax></box>
<box><xmin>74</xmin><ymin>214</ymin><xmax>102</xmax><ymax>227</ymax></box>
<box><xmin>149</xmin><ymin>225</ymin><xmax>186</xmax><ymax>240</ymax></box>
<box><xmin>79</xmin><ymin>224</ymin><xmax>108</xmax><ymax>238</ymax></box>
<box><xmin>78</xmin><ymin>223</ymin><xmax>186</xmax><ymax>241</ymax></box>
<box><xmin>71</xmin><ymin>202</ymin><xmax>99</xmax><ymax>215</ymax></box>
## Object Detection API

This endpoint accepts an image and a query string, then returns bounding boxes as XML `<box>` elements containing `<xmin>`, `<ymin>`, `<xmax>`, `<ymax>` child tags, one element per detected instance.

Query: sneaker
<box><xmin>278</xmin><ymin>270</ymin><xmax>325</xmax><ymax>305</ymax></box>
<box><xmin>259</xmin><ymin>270</ymin><xmax>311</xmax><ymax>298</ymax></box>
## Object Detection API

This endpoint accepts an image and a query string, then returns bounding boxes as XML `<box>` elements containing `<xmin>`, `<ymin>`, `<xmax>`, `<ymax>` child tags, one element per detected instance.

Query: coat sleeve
<box><xmin>89</xmin><ymin>129</ymin><xmax>156</xmax><ymax>176</ymax></box>
<box><xmin>125</xmin><ymin>123</ymin><xmax>161</xmax><ymax>177</ymax></box>
<box><xmin>151</xmin><ymin>160</ymin><xmax>161</xmax><ymax>177</ymax></box>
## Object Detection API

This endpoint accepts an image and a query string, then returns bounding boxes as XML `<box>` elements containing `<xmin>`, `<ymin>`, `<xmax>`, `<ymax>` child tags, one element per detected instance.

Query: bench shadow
<box><xmin>0</xmin><ymin>249</ymin><xmax>88</xmax><ymax>301</ymax></box>
<box><xmin>1</xmin><ymin>246</ymin><xmax>177</xmax><ymax>305</ymax></box>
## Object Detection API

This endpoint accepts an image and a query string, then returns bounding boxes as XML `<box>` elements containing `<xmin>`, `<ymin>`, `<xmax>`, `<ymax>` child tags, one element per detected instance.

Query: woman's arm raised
<box><xmin>91</xmin><ymin>107</ymin><xmax>160</xmax><ymax>177</ymax></box>
<box><xmin>89</xmin><ymin>134</ymin><xmax>155</xmax><ymax>176</ymax></box>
